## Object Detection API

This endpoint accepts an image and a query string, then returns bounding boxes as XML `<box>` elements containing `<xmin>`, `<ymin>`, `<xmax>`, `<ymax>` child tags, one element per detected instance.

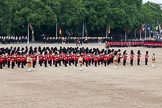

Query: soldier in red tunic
<box><xmin>74</xmin><ymin>53</ymin><xmax>79</xmax><ymax>67</ymax></box>
<box><xmin>68</xmin><ymin>53</ymin><xmax>72</xmax><ymax>66</ymax></box>
<box><xmin>38</xmin><ymin>52</ymin><xmax>43</xmax><ymax>66</ymax></box>
<box><xmin>32</xmin><ymin>52</ymin><xmax>37</xmax><ymax>68</ymax></box>
<box><xmin>85</xmin><ymin>54</ymin><xmax>89</xmax><ymax>67</ymax></box>
<box><xmin>48</xmin><ymin>51</ymin><xmax>53</xmax><ymax>66</ymax></box>
<box><xmin>58</xmin><ymin>51</ymin><xmax>63</xmax><ymax>66</ymax></box>
<box><xmin>145</xmin><ymin>51</ymin><xmax>149</xmax><ymax>65</ymax></box>
<box><xmin>7</xmin><ymin>52</ymin><xmax>12</xmax><ymax>68</ymax></box>
<box><xmin>117</xmin><ymin>49</ymin><xmax>121</xmax><ymax>63</ymax></box>
<box><xmin>54</xmin><ymin>52</ymin><xmax>59</xmax><ymax>67</ymax></box>
<box><xmin>94</xmin><ymin>53</ymin><xmax>98</xmax><ymax>67</ymax></box>
<box><xmin>137</xmin><ymin>50</ymin><xmax>141</xmax><ymax>65</ymax></box>
<box><xmin>17</xmin><ymin>52</ymin><xmax>21</xmax><ymax>67</ymax></box>
<box><xmin>11</xmin><ymin>53</ymin><xmax>16</xmax><ymax>69</ymax></box>
<box><xmin>100</xmin><ymin>52</ymin><xmax>104</xmax><ymax>65</ymax></box>
<box><xmin>122</xmin><ymin>50</ymin><xmax>127</xmax><ymax>66</ymax></box>
<box><xmin>0</xmin><ymin>52</ymin><xmax>4</xmax><ymax>69</ymax></box>
<box><xmin>21</xmin><ymin>53</ymin><xmax>26</xmax><ymax>68</ymax></box>
<box><xmin>103</xmin><ymin>53</ymin><xmax>108</xmax><ymax>66</ymax></box>
<box><xmin>130</xmin><ymin>50</ymin><xmax>134</xmax><ymax>66</ymax></box>
<box><xmin>43</xmin><ymin>51</ymin><xmax>48</xmax><ymax>67</ymax></box>
<box><xmin>63</xmin><ymin>53</ymin><xmax>68</xmax><ymax>67</ymax></box>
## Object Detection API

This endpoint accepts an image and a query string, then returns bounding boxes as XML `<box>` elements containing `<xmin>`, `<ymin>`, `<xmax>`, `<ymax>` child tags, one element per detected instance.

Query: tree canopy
<box><xmin>0</xmin><ymin>0</ymin><xmax>162</xmax><ymax>40</ymax></box>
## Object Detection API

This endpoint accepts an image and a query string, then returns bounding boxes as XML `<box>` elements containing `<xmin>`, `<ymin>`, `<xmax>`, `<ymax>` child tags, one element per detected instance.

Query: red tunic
<box><xmin>130</xmin><ymin>54</ymin><xmax>134</xmax><ymax>61</ymax></box>
<box><xmin>16</xmin><ymin>55</ymin><xmax>21</xmax><ymax>62</ymax></box>
<box><xmin>49</xmin><ymin>55</ymin><xmax>53</xmax><ymax>61</ymax></box>
<box><xmin>43</xmin><ymin>55</ymin><xmax>48</xmax><ymax>61</ymax></box>
<box><xmin>94</xmin><ymin>57</ymin><xmax>98</xmax><ymax>62</ymax></box>
<box><xmin>123</xmin><ymin>55</ymin><xmax>127</xmax><ymax>61</ymax></box>
<box><xmin>103</xmin><ymin>56</ymin><xmax>108</xmax><ymax>62</ymax></box>
<box><xmin>54</xmin><ymin>56</ymin><xmax>59</xmax><ymax>61</ymax></box>
<box><xmin>11</xmin><ymin>56</ymin><xmax>15</xmax><ymax>62</ymax></box>
<box><xmin>32</xmin><ymin>56</ymin><xmax>37</xmax><ymax>62</ymax></box>
<box><xmin>74</xmin><ymin>55</ymin><xmax>79</xmax><ymax>61</ymax></box>
<box><xmin>39</xmin><ymin>55</ymin><xmax>43</xmax><ymax>61</ymax></box>
<box><xmin>7</xmin><ymin>55</ymin><xmax>12</xmax><ymax>62</ymax></box>
<box><xmin>145</xmin><ymin>54</ymin><xmax>149</xmax><ymax>60</ymax></box>
<box><xmin>0</xmin><ymin>57</ymin><xmax>4</xmax><ymax>63</ymax></box>
<box><xmin>64</xmin><ymin>56</ymin><xmax>68</xmax><ymax>61</ymax></box>
<box><xmin>137</xmin><ymin>54</ymin><xmax>141</xmax><ymax>60</ymax></box>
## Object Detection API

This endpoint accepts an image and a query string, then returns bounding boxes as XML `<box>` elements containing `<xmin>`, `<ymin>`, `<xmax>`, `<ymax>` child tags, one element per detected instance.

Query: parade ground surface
<box><xmin>0</xmin><ymin>43</ymin><xmax>162</xmax><ymax>108</ymax></box>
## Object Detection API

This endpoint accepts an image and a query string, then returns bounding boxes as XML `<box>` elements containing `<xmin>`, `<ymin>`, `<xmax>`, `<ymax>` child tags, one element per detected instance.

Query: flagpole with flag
<box><xmin>27</xmin><ymin>19</ymin><xmax>29</xmax><ymax>44</ymax></box>
<box><xmin>159</xmin><ymin>24</ymin><xmax>162</xmax><ymax>34</ymax></box>
<box><xmin>59</xmin><ymin>27</ymin><xmax>62</xmax><ymax>37</ymax></box>
<box><xmin>145</xmin><ymin>25</ymin><xmax>147</xmax><ymax>39</ymax></box>
<box><xmin>29</xmin><ymin>23</ymin><xmax>35</xmax><ymax>42</ymax></box>
<box><xmin>106</xmin><ymin>24</ymin><xmax>110</xmax><ymax>38</ymax></box>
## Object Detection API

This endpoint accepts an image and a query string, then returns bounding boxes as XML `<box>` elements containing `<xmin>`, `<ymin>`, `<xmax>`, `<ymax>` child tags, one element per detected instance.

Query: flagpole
<box><xmin>140</xmin><ymin>29</ymin><xmax>141</xmax><ymax>40</ymax></box>
<box><xmin>125</xmin><ymin>31</ymin><xmax>127</xmax><ymax>42</ymax></box>
<box><xmin>56</xmin><ymin>19</ymin><xmax>58</xmax><ymax>39</ymax></box>
<box><xmin>153</xmin><ymin>24</ymin><xmax>155</xmax><ymax>37</ymax></box>
<box><xmin>134</xmin><ymin>30</ymin><xmax>136</xmax><ymax>39</ymax></box>
<box><xmin>106</xmin><ymin>24</ymin><xmax>107</xmax><ymax>38</ymax></box>
<box><xmin>145</xmin><ymin>28</ymin><xmax>146</xmax><ymax>39</ymax></box>
<box><xmin>82</xmin><ymin>20</ymin><xmax>84</xmax><ymax>39</ymax></box>
<box><xmin>27</xmin><ymin>19</ymin><xmax>29</xmax><ymax>44</ymax></box>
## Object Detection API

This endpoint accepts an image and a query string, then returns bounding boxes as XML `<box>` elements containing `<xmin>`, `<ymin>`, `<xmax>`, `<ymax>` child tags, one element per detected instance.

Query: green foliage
<box><xmin>0</xmin><ymin>0</ymin><xmax>162</xmax><ymax>39</ymax></box>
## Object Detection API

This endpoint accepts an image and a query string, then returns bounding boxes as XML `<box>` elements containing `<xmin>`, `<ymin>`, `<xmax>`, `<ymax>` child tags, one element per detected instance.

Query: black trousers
<box><xmin>137</xmin><ymin>59</ymin><xmax>140</xmax><ymax>65</ymax></box>
<box><xmin>95</xmin><ymin>62</ymin><xmax>97</xmax><ymax>67</ymax></box>
<box><xmin>7</xmin><ymin>61</ymin><xmax>10</xmax><ymax>68</ymax></box>
<box><xmin>75</xmin><ymin>61</ymin><xmax>78</xmax><ymax>67</ymax></box>
<box><xmin>3</xmin><ymin>61</ymin><xmax>6</xmax><ymax>67</ymax></box>
<box><xmin>48</xmin><ymin>60</ymin><xmax>52</xmax><ymax>66</ymax></box>
<box><xmin>21</xmin><ymin>62</ymin><xmax>24</xmax><ymax>68</ymax></box>
<box><xmin>11</xmin><ymin>62</ymin><xmax>15</xmax><ymax>69</ymax></box>
<box><xmin>39</xmin><ymin>60</ymin><xmax>43</xmax><ymax>66</ymax></box>
<box><xmin>58</xmin><ymin>60</ymin><xmax>61</xmax><ymax>66</ymax></box>
<box><xmin>17</xmin><ymin>62</ymin><xmax>20</xmax><ymax>67</ymax></box>
<box><xmin>44</xmin><ymin>61</ymin><xmax>47</xmax><ymax>67</ymax></box>
<box><xmin>0</xmin><ymin>62</ymin><xmax>2</xmax><ymax>69</ymax></box>
<box><xmin>98</xmin><ymin>61</ymin><xmax>100</xmax><ymax>65</ymax></box>
<box><xmin>86</xmin><ymin>61</ymin><xmax>88</xmax><ymax>67</ymax></box>
<box><xmin>118</xmin><ymin>58</ymin><xmax>120</xmax><ymax>63</ymax></box>
<box><xmin>55</xmin><ymin>61</ymin><xmax>58</xmax><ymax>67</ymax></box>
<box><xmin>69</xmin><ymin>60</ymin><xmax>72</xmax><ymax>66</ymax></box>
<box><xmin>64</xmin><ymin>61</ymin><xmax>68</xmax><ymax>67</ymax></box>
<box><xmin>130</xmin><ymin>60</ymin><xmax>133</xmax><ymax>66</ymax></box>
<box><xmin>123</xmin><ymin>60</ymin><xmax>126</xmax><ymax>66</ymax></box>
<box><xmin>104</xmin><ymin>61</ymin><xmax>107</xmax><ymax>66</ymax></box>
<box><xmin>33</xmin><ymin>61</ymin><xmax>36</xmax><ymax>68</ymax></box>
<box><xmin>145</xmin><ymin>59</ymin><xmax>148</xmax><ymax>65</ymax></box>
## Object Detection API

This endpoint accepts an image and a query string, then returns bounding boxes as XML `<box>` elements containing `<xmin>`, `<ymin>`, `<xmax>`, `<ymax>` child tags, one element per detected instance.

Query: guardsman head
<box><xmin>146</xmin><ymin>51</ymin><xmax>148</xmax><ymax>54</ymax></box>
<box><xmin>114</xmin><ymin>51</ymin><xmax>117</xmax><ymax>56</ymax></box>
<box><xmin>137</xmin><ymin>50</ymin><xmax>140</xmax><ymax>54</ymax></box>
<box><xmin>131</xmin><ymin>50</ymin><xmax>134</xmax><ymax>54</ymax></box>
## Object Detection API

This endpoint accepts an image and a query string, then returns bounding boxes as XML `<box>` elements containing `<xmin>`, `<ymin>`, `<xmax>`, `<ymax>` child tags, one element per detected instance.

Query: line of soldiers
<box><xmin>0</xmin><ymin>46</ymin><xmax>156</xmax><ymax>70</ymax></box>
<box><xmin>0</xmin><ymin>36</ymin><xmax>28</xmax><ymax>44</ymax></box>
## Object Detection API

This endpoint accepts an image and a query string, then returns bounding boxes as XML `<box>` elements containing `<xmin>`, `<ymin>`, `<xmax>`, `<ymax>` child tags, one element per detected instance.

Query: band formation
<box><xmin>0</xmin><ymin>46</ymin><xmax>156</xmax><ymax>71</ymax></box>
